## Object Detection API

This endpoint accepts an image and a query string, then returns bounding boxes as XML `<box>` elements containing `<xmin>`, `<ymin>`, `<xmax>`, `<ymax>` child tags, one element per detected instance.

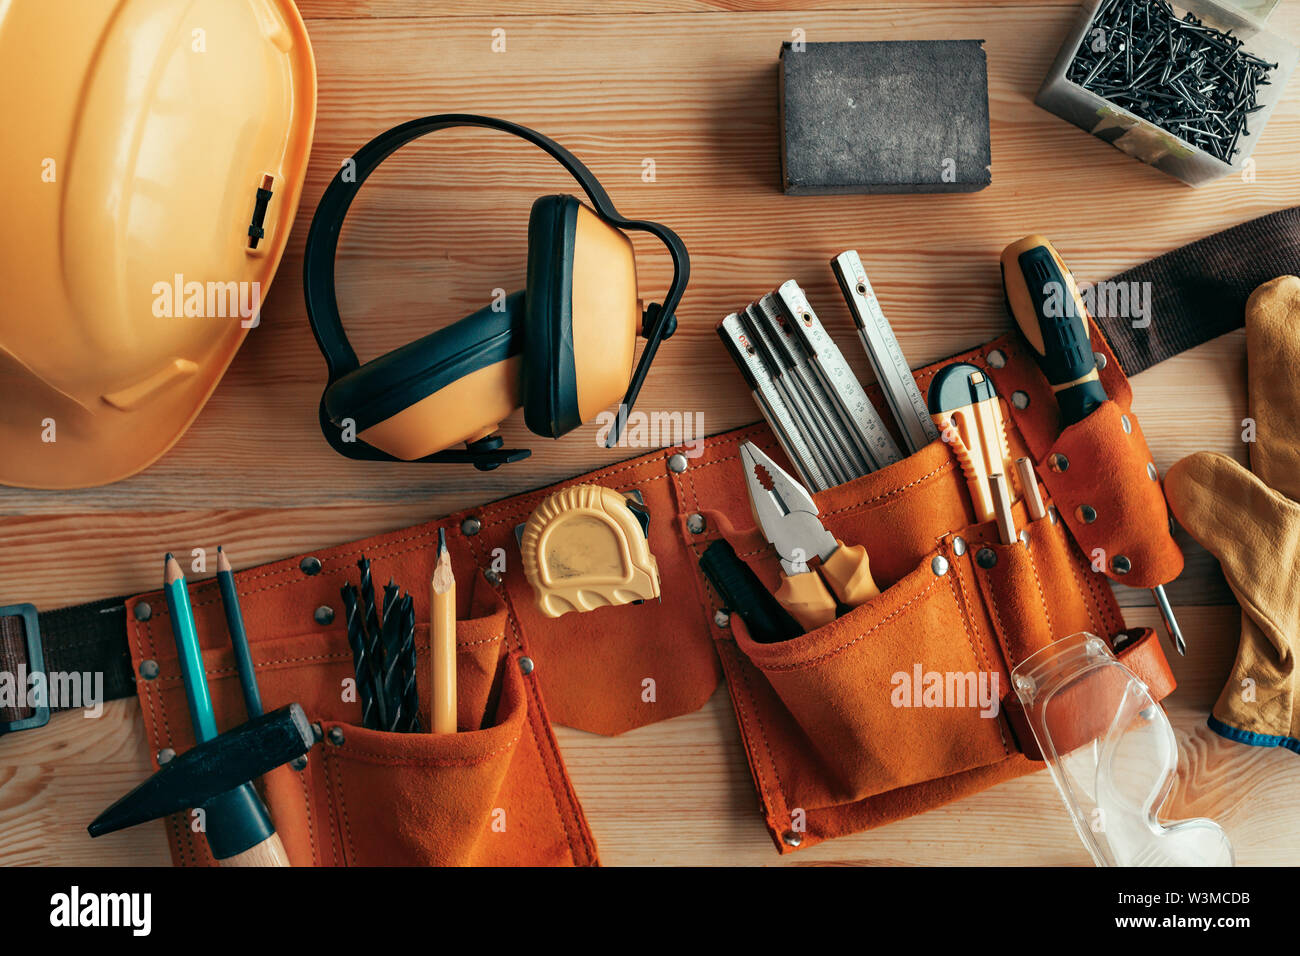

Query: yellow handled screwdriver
<box><xmin>1001</xmin><ymin>235</ymin><xmax>1108</xmax><ymax>424</ymax></box>
<box><xmin>1002</xmin><ymin>235</ymin><xmax>1186</xmax><ymax>656</ymax></box>
<box><xmin>740</xmin><ymin>441</ymin><xmax>879</xmax><ymax>631</ymax></box>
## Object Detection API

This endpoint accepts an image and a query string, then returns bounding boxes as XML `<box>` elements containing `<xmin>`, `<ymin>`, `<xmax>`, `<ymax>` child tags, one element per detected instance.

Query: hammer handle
<box><xmin>219</xmin><ymin>832</ymin><xmax>290</xmax><ymax>867</ymax></box>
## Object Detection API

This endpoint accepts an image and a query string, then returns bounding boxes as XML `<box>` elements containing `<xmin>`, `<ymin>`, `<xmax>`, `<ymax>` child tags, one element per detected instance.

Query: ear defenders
<box><xmin>303</xmin><ymin>114</ymin><xmax>689</xmax><ymax>470</ymax></box>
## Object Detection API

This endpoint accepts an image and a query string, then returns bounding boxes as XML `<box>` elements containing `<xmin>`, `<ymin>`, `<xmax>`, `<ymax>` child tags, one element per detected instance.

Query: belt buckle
<box><xmin>0</xmin><ymin>603</ymin><xmax>50</xmax><ymax>735</ymax></box>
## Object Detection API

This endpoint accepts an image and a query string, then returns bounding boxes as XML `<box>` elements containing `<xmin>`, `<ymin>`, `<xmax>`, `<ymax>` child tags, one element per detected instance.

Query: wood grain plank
<box><xmin>296</xmin><ymin>0</ymin><xmax>1095</xmax><ymax>18</ymax></box>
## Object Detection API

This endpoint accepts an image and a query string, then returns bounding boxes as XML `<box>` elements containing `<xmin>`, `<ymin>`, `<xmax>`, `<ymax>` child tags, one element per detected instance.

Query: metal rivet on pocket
<box><xmin>1011</xmin><ymin>391</ymin><xmax>1030</xmax><ymax>410</ymax></box>
<box><xmin>1121</xmin><ymin>414</ymin><xmax>1133</xmax><ymax>434</ymax></box>
<box><xmin>782</xmin><ymin>831</ymin><xmax>803</xmax><ymax>847</ymax></box>
<box><xmin>484</xmin><ymin>568</ymin><xmax>501</xmax><ymax>585</ymax></box>
<box><xmin>327</xmin><ymin>727</ymin><xmax>345</xmax><ymax>746</ymax></box>
<box><xmin>139</xmin><ymin>659</ymin><xmax>159</xmax><ymax>680</ymax></box>
<box><xmin>311</xmin><ymin>722</ymin><xmax>324</xmax><ymax>742</ymax></box>
<box><xmin>461</xmin><ymin>517</ymin><xmax>481</xmax><ymax>536</ymax></box>
<box><xmin>952</xmin><ymin>536</ymin><xmax>967</xmax><ymax>557</ymax></box>
<box><xmin>519</xmin><ymin>656</ymin><xmax>535</xmax><ymax>675</ymax></box>
<box><xmin>290</xmin><ymin>756</ymin><xmax>308</xmax><ymax>771</ymax></box>
<box><xmin>687</xmin><ymin>513</ymin><xmax>706</xmax><ymax>535</ymax></box>
<box><xmin>713</xmin><ymin>610</ymin><xmax>730</xmax><ymax>628</ymax></box>
<box><xmin>931</xmin><ymin>555</ymin><xmax>950</xmax><ymax>577</ymax></box>
<box><xmin>300</xmin><ymin>556</ymin><xmax>322</xmax><ymax>576</ymax></box>
<box><xmin>157</xmin><ymin>748</ymin><xmax>176</xmax><ymax>765</ymax></box>
<box><xmin>986</xmin><ymin>349</ymin><xmax>1007</xmax><ymax>369</ymax></box>
<box><xmin>314</xmin><ymin>605</ymin><xmax>335</xmax><ymax>626</ymax></box>
<box><xmin>1077</xmin><ymin>504</ymin><xmax>1098</xmax><ymax>524</ymax></box>
<box><xmin>133</xmin><ymin>601</ymin><xmax>152</xmax><ymax>622</ymax></box>
<box><xmin>1049</xmin><ymin>453</ymin><xmax>1069</xmax><ymax>473</ymax></box>
<box><xmin>1112</xmin><ymin>555</ymin><xmax>1132</xmax><ymax>575</ymax></box>
<box><xmin>976</xmin><ymin>548</ymin><xmax>997</xmax><ymax>569</ymax></box>
<box><xmin>1147</xmin><ymin>462</ymin><xmax>1158</xmax><ymax>481</ymax></box>
<box><xmin>668</xmin><ymin>453</ymin><xmax>688</xmax><ymax>474</ymax></box>
<box><xmin>1094</xmin><ymin>351</ymin><xmax>1108</xmax><ymax>370</ymax></box>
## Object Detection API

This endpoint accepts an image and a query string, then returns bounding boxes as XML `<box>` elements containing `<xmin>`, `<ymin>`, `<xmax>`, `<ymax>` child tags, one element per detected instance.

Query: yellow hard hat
<box><xmin>0</xmin><ymin>0</ymin><xmax>316</xmax><ymax>488</ymax></box>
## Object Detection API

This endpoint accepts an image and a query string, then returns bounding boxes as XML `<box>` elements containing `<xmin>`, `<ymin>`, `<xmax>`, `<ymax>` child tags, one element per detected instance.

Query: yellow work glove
<box><xmin>1165</xmin><ymin>276</ymin><xmax>1300</xmax><ymax>753</ymax></box>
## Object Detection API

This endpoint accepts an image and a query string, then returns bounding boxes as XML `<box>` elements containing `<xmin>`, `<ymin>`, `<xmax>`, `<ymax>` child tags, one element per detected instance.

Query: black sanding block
<box><xmin>779</xmin><ymin>40</ymin><xmax>992</xmax><ymax>195</ymax></box>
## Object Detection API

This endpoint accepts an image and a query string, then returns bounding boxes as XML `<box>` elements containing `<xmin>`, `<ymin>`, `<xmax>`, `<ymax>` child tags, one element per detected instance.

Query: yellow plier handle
<box><xmin>821</xmin><ymin>540</ymin><xmax>880</xmax><ymax>606</ymax></box>
<box><xmin>774</xmin><ymin>570</ymin><xmax>837</xmax><ymax>631</ymax></box>
<box><xmin>774</xmin><ymin>539</ymin><xmax>879</xmax><ymax>631</ymax></box>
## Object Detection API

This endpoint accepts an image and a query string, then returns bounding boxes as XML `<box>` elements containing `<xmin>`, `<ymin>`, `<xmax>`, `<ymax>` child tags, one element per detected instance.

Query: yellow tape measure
<box><xmin>517</xmin><ymin>484</ymin><xmax>660</xmax><ymax>618</ymax></box>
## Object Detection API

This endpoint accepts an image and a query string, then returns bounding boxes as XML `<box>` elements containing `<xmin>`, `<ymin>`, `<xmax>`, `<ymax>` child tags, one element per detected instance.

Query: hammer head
<box><xmin>89</xmin><ymin>702</ymin><xmax>315</xmax><ymax>838</ymax></box>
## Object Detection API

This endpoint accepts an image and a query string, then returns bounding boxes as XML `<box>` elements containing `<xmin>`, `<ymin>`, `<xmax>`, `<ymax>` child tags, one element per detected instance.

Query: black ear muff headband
<box><xmin>303</xmin><ymin>113</ymin><xmax>689</xmax><ymax>470</ymax></box>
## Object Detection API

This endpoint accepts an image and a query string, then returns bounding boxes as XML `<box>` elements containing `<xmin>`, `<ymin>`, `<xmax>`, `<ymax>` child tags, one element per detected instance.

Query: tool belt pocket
<box><xmin>129</xmin><ymin>558</ymin><xmax>598</xmax><ymax>866</ymax></box>
<box><xmin>317</xmin><ymin>647</ymin><xmax>528</xmax><ymax>867</ymax></box>
<box><xmin>1009</xmin><ymin>509</ymin><xmax>1126</xmax><ymax>656</ymax></box>
<box><xmin>1033</xmin><ymin>399</ymin><xmax>1183</xmax><ymax>590</ymax></box>
<box><xmin>700</xmin><ymin>335</ymin><xmax>1186</xmax><ymax>852</ymax></box>
<box><xmin>309</xmin><ymin>571</ymin><xmax>543</xmax><ymax>866</ymax></box>
<box><xmin>984</xmin><ymin>331</ymin><xmax>1183</xmax><ymax>591</ymax></box>
<box><xmin>730</xmin><ymin>539</ymin><xmax>1011</xmax><ymax>808</ymax></box>
<box><xmin>967</xmin><ymin>524</ymin><xmax>1079</xmax><ymax>675</ymax></box>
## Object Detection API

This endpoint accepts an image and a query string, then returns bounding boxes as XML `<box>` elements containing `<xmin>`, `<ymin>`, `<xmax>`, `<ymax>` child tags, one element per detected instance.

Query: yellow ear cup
<box><xmin>523</xmin><ymin>196</ymin><xmax>639</xmax><ymax>438</ymax></box>
<box><xmin>323</xmin><ymin>292</ymin><xmax>527</xmax><ymax>460</ymax></box>
<box><xmin>360</xmin><ymin>355</ymin><xmax>524</xmax><ymax>460</ymax></box>
<box><xmin>570</xmin><ymin>204</ymin><xmax>639</xmax><ymax>422</ymax></box>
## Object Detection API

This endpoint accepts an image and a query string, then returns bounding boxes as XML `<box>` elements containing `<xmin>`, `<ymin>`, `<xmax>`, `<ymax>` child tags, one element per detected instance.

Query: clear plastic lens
<box><xmin>1012</xmin><ymin>633</ymin><xmax>1232</xmax><ymax>867</ymax></box>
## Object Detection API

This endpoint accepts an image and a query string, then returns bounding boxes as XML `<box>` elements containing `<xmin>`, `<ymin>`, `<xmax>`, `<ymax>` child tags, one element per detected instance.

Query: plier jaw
<box><xmin>740</xmin><ymin>442</ymin><xmax>837</xmax><ymax>571</ymax></box>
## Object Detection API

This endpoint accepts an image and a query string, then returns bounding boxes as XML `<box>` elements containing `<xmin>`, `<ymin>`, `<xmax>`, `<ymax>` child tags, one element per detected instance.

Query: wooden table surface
<box><xmin>3</xmin><ymin>0</ymin><xmax>1298</xmax><ymax>866</ymax></box>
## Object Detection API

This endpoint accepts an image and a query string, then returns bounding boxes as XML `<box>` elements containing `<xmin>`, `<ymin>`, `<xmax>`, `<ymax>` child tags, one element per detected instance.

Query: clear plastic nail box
<box><xmin>1036</xmin><ymin>0</ymin><xmax>1298</xmax><ymax>185</ymax></box>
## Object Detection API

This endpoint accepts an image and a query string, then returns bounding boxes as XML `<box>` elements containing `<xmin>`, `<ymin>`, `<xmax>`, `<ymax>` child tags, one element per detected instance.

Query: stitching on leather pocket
<box><xmin>319</xmin><ymin>657</ymin><xmax>528</xmax><ymax>865</ymax></box>
<box><xmin>732</xmin><ymin>543</ymin><xmax>1011</xmax><ymax>807</ymax></box>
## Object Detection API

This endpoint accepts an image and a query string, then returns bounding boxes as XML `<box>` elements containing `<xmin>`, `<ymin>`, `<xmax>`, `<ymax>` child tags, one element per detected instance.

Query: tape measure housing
<box><xmin>518</xmin><ymin>484</ymin><xmax>660</xmax><ymax>618</ymax></box>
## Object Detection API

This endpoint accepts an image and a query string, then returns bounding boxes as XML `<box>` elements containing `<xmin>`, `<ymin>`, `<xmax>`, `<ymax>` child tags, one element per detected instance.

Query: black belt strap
<box><xmin>0</xmin><ymin>598</ymin><xmax>137</xmax><ymax>730</ymax></box>
<box><xmin>3</xmin><ymin>206</ymin><xmax>1298</xmax><ymax>731</ymax></box>
<box><xmin>1096</xmin><ymin>205</ymin><xmax>1300</xmax><ymax>376</ymax></box>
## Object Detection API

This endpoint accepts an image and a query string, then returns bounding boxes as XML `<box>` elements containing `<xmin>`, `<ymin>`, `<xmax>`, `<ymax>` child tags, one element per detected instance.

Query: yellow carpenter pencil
<box><xmin>430</xmin><ymin>528</ymin><xmax>457</xmax><ymax>734</ymax></box>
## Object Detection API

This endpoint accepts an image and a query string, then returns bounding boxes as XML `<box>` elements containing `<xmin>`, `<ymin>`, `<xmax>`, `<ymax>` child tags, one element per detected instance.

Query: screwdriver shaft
<box><xmin>1153</xmin><ymin>584</ymin><xmax>1187</xmax><ymax>656</ymax></box>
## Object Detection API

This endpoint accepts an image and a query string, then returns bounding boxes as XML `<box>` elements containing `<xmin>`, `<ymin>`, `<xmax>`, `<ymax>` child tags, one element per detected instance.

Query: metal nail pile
<box><xmin>341</xmin><ymin>556</ymin><xmax>422</xmax><ymax>732</ymax></box>
<box><xmin>1068</xmin><ymin>0</ymin><xmax>1277</xmax><ymax>161</ymax></box>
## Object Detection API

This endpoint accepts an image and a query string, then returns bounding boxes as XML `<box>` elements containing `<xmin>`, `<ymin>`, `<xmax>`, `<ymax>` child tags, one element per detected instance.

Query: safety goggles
<box><xmin>1012</xmin><ymin>632</ymin><xmax>1233</xmax><ymax>867</ymax></box>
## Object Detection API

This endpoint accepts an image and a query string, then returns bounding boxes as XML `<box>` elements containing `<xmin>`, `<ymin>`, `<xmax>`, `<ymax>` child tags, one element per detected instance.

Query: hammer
<box><xmin>89</xmin><ymin>703</ymin><xmax>314</xmax><ymax>866</ymax></box>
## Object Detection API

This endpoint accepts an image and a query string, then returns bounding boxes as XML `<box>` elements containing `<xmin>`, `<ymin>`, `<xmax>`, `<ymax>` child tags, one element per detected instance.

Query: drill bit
<box><xmin>379</xmin><ymin>579</ymin><xmax>403</xmax><ymax>731</ymax></box>
<box><xmin>398</xmin><ymin>594</ymin><xmax>422</xmax><ymax>732</ymax></box>
<box><xmin>340</xmin><ymin>584</ymin><xmax>378</xmax><ymax>729</ymax></box>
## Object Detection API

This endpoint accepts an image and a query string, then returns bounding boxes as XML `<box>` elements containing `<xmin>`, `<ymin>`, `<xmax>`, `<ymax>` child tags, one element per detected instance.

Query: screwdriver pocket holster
<box><xmin>978</xmin><ymin>327</ymin><xmax>1185</xmax><ymax>591</ymax></box>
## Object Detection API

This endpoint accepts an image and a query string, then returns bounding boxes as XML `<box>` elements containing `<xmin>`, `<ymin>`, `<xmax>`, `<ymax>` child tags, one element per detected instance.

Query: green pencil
<box><xmin>164</xmin><ymin>553</ymin><xmax>219</xmax><ymax>742</ymax></box>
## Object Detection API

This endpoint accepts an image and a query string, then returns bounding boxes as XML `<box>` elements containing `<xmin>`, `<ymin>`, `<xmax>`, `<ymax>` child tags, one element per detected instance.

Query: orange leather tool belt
<box><xmin>114</xmin><ymin>318</ymin><xmax>1180</xmax><ymax>864</ymax></box>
